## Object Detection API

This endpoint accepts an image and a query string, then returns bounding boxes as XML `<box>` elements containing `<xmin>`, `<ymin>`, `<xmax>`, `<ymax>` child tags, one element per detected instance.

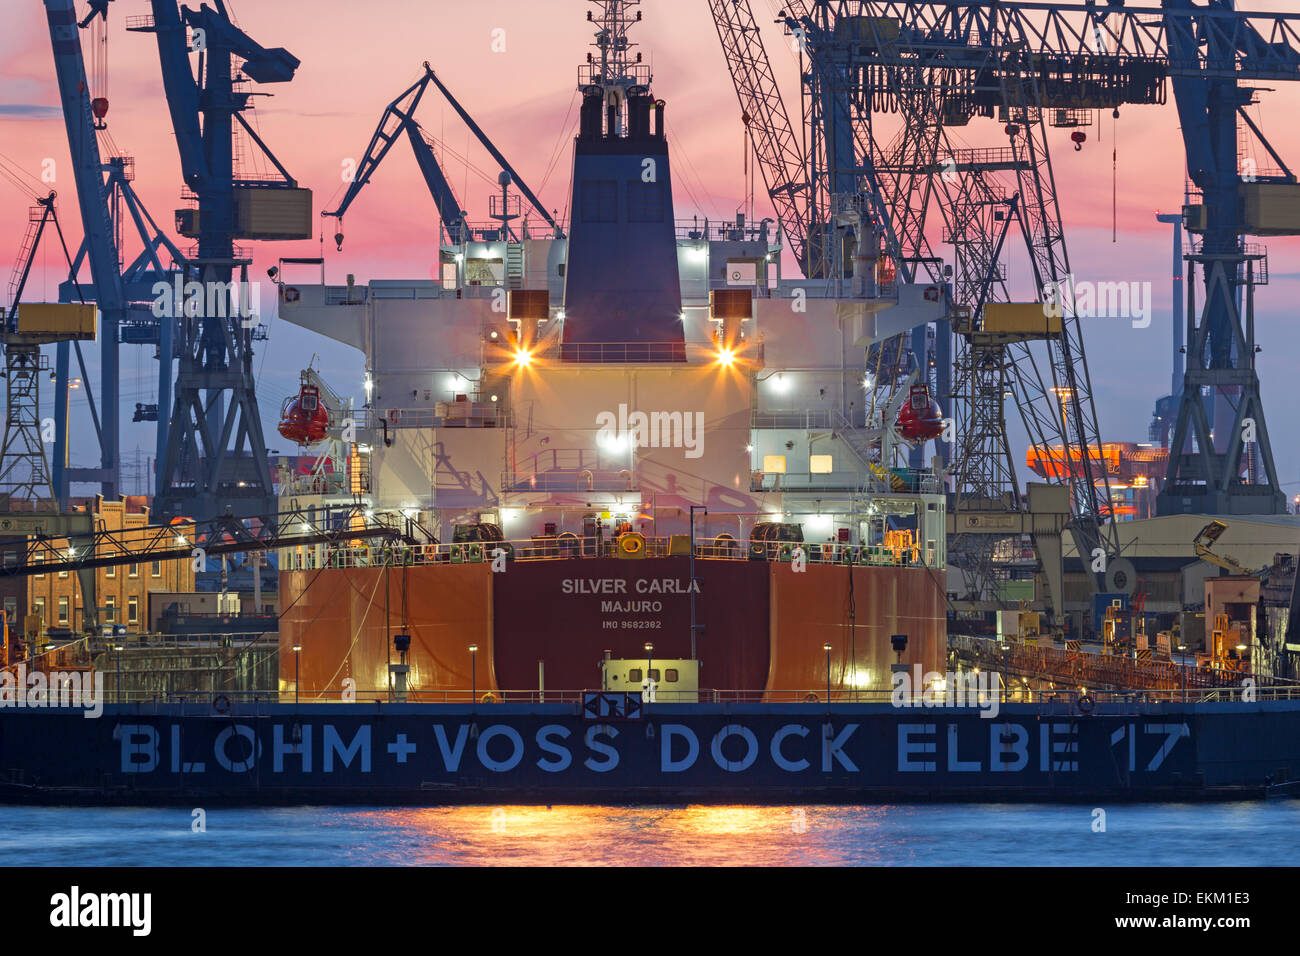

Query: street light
<box><xmin>645</xmin><ymin>642</ymin><xmax>654</xmax><ymax>701</ymax></box>
<box><xmin>688</xmin><ymin>505</ymin><xmax>707</xmax><ymax>659</ymax></box>
<box><xmin>292</xmin><ymin>643</ymin><xmax>302</xmax><ymax>705</ymax></box>
<box><xmin>115</xmin><ymin>644</ymin><xmax>124</xmax><ymax>704</ymax></box>
<box><xmin>469</xmin><ymin>644</ymin><xmax>479</xmax><ymax>703</ymax></box>
<box><xmin>824</xmin><ymin>642</ymin><xmax>832</xmax><ymax>701</ymax></box>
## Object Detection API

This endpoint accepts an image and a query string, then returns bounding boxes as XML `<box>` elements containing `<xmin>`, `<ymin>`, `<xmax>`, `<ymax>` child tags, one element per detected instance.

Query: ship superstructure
<box><xmin>272</xmin><ymin>1</ymin><xmax>949</xmax><ymax>701</ymax></box>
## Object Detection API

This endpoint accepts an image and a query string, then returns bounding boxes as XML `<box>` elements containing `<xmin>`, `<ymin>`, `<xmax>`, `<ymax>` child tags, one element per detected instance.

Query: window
<box><xmin>127</xmin><ymin>596</ymin><xmax>138</xmax><ymax>625</ymax></box>
<box><xmin>31</xmin><ymin>597</ymin><xmax>44</xmax><ymax>625</ymax></box>
<box><xmin>32</xmin><ymin>552</ymin><xmax>43</xmax><ymax>579</ymax></box>
<box><xmin>665</xmin><ymin>668</ymin><xmax>679</xmax><ymax>683</ymax></box>
<box><xmin>628</xmin><ymin>668</ymin><xmax>642</xmax><ymax>683</ymax></box>
<box><xmin>128</xmin><ymin>563</ymin><xmax>139</xmax><ymax>579</ymax></box>
<box><xmin>580</xmin><ymin>179</ymin><xmax>617</xmax><ymax>223</ymax></box>
<box><xmin>104</xmin><ymin>595</ymin><xmax>116</xmax><ymax>623</ymax></box>
<box><xmin>626</xmin><ymin>181</ymin><xmax>665</xmax><ymax>222</ymax></box>
<box><xmin>105</xmin><ymin>563</ymin><xmax>115</xmax><ymax>578</ymax></box>
<box><xmin>151</xmin><ymin>560</ymin><xmax>162</xmax><ymax>578</ymax></box>
<box><xmin>762</xmin><ymin>454</ymin><xmax>787</xmax><ymax>474</ymax></box>
<box><xmin>57</xmin><ymin>596</ymin><xmax>69</xmax><ymax>625</ymax></box>
<box><xmin>810</xmin><ymin>454</ymin><xmax>833</xmax><ymax>474</ymax></box>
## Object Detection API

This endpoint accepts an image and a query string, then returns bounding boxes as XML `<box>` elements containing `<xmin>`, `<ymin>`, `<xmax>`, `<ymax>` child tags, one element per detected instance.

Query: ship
<box><xmin>3</xmin><ymin>0</ymin><xmax>1299</xmax><ymax>806</ymax></box>
<box><xmin>270</xmin><ymin>2</ymin><xmax>951</xmax><ymax>711</ymax></box>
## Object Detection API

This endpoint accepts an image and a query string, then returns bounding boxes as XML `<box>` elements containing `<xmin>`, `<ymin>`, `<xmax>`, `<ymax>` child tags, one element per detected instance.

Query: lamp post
<box><xmin>469</xmin><ymin>644</ymin><xmax>478</xmax><ymax>703</ymax></box>
<box><xmin>292</xmin><ymin>643</ymin><xmax>302</xmax><ymax>705</ymax></box>
<box><xmin>115</xmin><ymin>644</ymin><xmax>123</xmax><ymax>704</ymax></box>
<box><xmin>824</xmin><ymin>642</ymin><xmax>832</xmax><ymax>702</ymax></box>
<box><xmin>645</xmin><ymin>642</ymin><xmax>654</xmax><ymax>702</ymax></box>
<box><xmin>688</xmin><ymin>505</ymin><xmax>707</xmax><ymax>659</ymax></box>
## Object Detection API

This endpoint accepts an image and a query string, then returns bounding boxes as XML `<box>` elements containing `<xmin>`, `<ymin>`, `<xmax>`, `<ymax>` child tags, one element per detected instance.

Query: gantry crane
<box><xmin>325</xmin><ymin>62</ymin><xmax>561</xmax><ymax>250</ymax></box>
<box><xmin>129</xmin><ymin>0</ymin><xmax>313</xmax><ymax>523</ymax></box>
<box><xmin>714</xmin><ymin>1</ymin><xmax>1300</xmax><ymax>621</ymax></box>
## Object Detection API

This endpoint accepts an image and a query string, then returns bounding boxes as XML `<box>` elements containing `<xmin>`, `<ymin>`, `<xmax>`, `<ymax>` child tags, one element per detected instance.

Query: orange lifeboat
<box><xmin>278</xmin><ymin>384</ymin><xmax>329</xmax><ymax>445</ymax></box>
<box><xmin>895</xmin><ymin>383</ymin><xmax>944</xmax><ymax>441</ymax></box>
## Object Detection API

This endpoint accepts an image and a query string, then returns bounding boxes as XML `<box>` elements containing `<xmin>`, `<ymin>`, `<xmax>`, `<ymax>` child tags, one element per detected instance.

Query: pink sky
<box><xmin>2</xmin><ymin>0</ymin><xmax>1300</xmax><ymax>493</ymax></box>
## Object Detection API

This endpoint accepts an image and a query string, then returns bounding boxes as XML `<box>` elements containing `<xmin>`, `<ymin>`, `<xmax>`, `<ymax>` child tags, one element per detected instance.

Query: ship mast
<box><xmin>581</xmin><ymin>0</ymin><xmax>650</xmax><ymax>138</ymax></box>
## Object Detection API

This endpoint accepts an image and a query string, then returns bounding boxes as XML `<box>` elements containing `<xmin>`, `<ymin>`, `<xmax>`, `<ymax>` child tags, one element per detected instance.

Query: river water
<box><xmin>1</xmin><ymin>801</ymin><xmax>1296</xmax><ymax>866</ymax></box>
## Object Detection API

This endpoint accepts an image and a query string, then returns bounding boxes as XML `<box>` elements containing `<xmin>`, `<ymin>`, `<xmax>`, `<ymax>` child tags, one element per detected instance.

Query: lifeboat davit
<box><xmin>278</xmin><ymin>384</ymin><xmax>329</xmax><ymax>445</ymax></box>
<box><xmin>895</xmin><ymin>383</ymin><xmax>944</xmax><ymax>441</ymax></box>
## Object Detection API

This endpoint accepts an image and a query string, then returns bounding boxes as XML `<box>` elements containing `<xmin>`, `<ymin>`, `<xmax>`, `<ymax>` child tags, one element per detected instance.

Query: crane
<box><xmin>723</xmin><ymin>1</ymin><xmax>1300</xmax><ymax>620</ymax></box>
<box><xmin>129</xmin><ymin>0</ymin><xmax>313</xmax><ymax>523</ymax></box>
<box><xmin>325</xmin><ymin>63</ymin><xmax>562</xmax><ymax>250</ymax></box>
<box><xmin>42</xmin><ymin>0</ymin><xmax>130</xmax><ymax>502</ymax></box>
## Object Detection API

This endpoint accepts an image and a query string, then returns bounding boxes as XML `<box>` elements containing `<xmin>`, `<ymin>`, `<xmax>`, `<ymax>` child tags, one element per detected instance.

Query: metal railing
<box><xmin>283</xmin><ymin>535</ymin><xmax>939</xmax><ymax>570</ymax></box>
<box><xmin>951</xmin><ymin>634</ymin><xmax>1300</xmax><ymax>695</ymax></box>
<box><xmin>71</xmin><ymin>683</ymin><xmax>1300</xmax><ymax>708</ymax></box>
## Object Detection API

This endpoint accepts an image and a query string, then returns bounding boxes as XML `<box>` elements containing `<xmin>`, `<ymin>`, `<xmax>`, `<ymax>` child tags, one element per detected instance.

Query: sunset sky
<box><xmin>2</xmin><ymin>0</ymin><xmax>1299</xmax><ymax>498</ymax></box>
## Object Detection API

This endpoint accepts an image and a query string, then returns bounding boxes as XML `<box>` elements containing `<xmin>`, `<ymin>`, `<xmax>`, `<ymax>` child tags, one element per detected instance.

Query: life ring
<box><xmin>212</xmin><ymin>693</ymin><xmax>231</xmax><ymax>715</ymax></box>
<box><xmin>619</xmin><ymin>533</ymin><xmax>645</xmax><ymax>555</ymax></box>
<box><xmin>480</xmin><ymin>692</ymin><xmax>498</xmax><ymax>704</ymax></box>
<box><xmin>387</xmin><ymin>408</ymin><xmax>400</xmax><ymax>424</ymax></box>
<box><xmin>282</xmin><ymin>286</ymin><xmax>300</xmax><ymax>303</ymax></box>
<box><xmin>1077</xmin><ymin>693</ymin><xmax>1096</xmax><ymax>714</ymax></box>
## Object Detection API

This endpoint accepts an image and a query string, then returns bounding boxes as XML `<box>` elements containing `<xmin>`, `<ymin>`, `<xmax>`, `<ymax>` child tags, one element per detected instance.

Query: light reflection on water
<box><xmin>0</xmin><ymin>802</ymin><xmax>1296</xmax><ymax>866</ymax></box>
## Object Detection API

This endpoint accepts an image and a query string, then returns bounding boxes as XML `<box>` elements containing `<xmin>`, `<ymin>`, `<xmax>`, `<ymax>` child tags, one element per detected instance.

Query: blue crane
<box><xmin>130</xmin><ymin>0</ymin><xmax>312</xmax><ymax>522</ymax></box>
<box><xmin>325</xmin><ymin>63</ymin><xmax>562</xmax><ymax>250</ymax></box>
<box><xmin>787</xmin><ymin>1</ymin><xmax>1300</xmax><ymax>519</ymax></box>
<box><xmin>42</xmin><ymin>0</ymin><xmax>129</xmax><ymax>503</ymax></box>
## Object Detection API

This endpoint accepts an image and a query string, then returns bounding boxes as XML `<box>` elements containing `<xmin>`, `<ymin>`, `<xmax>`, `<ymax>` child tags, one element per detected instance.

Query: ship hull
<box><xmin>277</xmin><ymin>558</ymin><xmax>948</xmax><ymax>699</ymax></box>
<box><xmin>1</xmin><ymin>701</ymin><xmax>1296</xmax><ymax>805</ymax></box>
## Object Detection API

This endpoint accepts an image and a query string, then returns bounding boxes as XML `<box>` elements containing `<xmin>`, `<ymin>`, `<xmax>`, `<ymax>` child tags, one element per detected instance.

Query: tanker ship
<box><xmin>3</xmin><ymin>1</ymin><xmax>1298</xmax><ymax>805</ymax></box>
<box><xmin>270</xmin><ymin>1</ymin><xmax>952</xmax><ymax>710</ymax></box>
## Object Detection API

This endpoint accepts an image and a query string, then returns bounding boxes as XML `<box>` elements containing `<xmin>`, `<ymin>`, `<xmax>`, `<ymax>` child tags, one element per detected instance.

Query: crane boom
<box><xmin>326</xmin><ymin>64</ymin><xmax>560</xmax><ymax>246</ymax></box>
<box><xmin>709</xmin><ymin>0</ymin><xmax>811</xmax><ymax>273</ymax></box>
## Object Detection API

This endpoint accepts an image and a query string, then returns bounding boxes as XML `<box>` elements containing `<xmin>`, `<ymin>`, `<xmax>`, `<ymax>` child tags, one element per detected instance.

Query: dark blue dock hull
<box><xmin>1</xmin><ymin>701</ymin><xmax>1297</xmax><ymax>804</ymax></box>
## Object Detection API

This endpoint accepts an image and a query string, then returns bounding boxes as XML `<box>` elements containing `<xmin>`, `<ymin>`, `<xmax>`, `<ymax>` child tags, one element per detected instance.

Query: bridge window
<box><xmin>664</xmin><ymin>668</ymin><xmax>678</xmax><ymax>683</ymax></box>
<box><xmin>626</xmin><ymin>181</ymin><xmax>665</xmax><ymax>222</ymax></box>
<box><xmin>580</xmin><ymin>179</ymin><xmax>618</xmax><ymax>223</ymax></box>
<box><xmin>762</xmin><ymin>455</ymin><xmax>787</xmax><ymax>474</ymax></box>
<box><xmin>810</xmin><ymin>454</ymin><xmax>833</xmax><ymax>474</ymax></box>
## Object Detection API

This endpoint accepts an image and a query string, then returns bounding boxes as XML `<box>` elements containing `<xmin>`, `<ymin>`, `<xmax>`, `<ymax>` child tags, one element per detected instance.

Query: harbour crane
<box><xmin>42</xmin><ymin>0</ymin><xmax>130</xmax><ymax>503</ymax></box>
<box><xmin>325</xmin><ymin>63</ymin><xmax>562</xmax><ymax>250</ymax></box>
<box><xmin>716</xmin><ymin>1</ymin><xmax>1300</xmax><ymax>622</ymax></box>
<box><xmin>127</xmin><ymin>0</ymin><xmax>313</xmax><ymax>524</ymax></box>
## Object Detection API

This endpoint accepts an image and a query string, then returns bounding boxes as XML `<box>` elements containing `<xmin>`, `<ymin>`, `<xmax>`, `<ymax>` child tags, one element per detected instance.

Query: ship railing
<box><xmin>752</xmin><ymin>410</ymin><xmax>834</xmax><ymax>429</ymax></box>
<box><xmin>298</xmin><ymin>537</ymin><xmax>940</xmax><ymax>570</ymax></box>
<box><xmin>950</xmin><ymin>633</ymin><xmax>1300</xmax><ymax>696</ymax></box>
<box><xmin>365</xmin><ymin>406</ymin><xmax>512</xmax><ymax>430</ymax></box>
<box><xmin>86</xmin><ymin>685</ymin><xmax>1300</xmax><ymax>707</ymax></box>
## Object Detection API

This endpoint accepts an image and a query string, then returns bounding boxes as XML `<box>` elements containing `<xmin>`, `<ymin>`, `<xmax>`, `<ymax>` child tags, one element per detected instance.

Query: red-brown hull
<box><xmin>279</xmin><ymin>558</ymin><xmax>946</xmax><ymax>699</ymax></box>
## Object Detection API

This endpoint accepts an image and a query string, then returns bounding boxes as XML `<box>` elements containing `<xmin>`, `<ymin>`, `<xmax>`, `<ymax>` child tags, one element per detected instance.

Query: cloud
<box><xmin>0</xmin><ymin>103</ymin><xmax>60</xmax><ymax>119</ymax></box>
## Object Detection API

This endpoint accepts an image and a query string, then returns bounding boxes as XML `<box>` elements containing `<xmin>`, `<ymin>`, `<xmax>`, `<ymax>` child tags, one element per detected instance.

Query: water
<box><xmin>1</xmin><ymin>802</ymin><xmax>1297</xmax><ymax>866</ymax></box>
